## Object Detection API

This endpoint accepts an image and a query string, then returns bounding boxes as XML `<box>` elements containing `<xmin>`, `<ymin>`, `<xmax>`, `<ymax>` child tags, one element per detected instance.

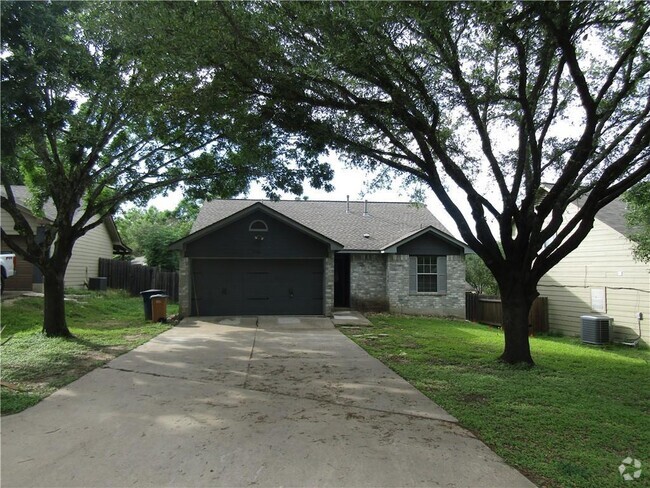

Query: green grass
<box><xmin>340</xmin><ymin>315</ymin><xmax>650</xmax><ymax>488</ymax></box>
<box><xmin>1</xmin><ymin>290</ymin><xmax>174</xmax><ymax>415</ymax></box>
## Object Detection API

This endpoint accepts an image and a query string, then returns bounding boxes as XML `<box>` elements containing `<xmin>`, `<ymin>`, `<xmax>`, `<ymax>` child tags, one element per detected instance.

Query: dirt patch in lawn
<box><xmin>460</xmin><ymin>393</ymin><xmax>489</xmax><ymax>405</ymax></box>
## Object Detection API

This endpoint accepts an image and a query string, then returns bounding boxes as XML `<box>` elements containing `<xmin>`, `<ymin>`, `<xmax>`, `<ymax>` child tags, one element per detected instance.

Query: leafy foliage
<box><xmin>115</xmin><ymin>204</ymin><xmax>195</xmax><ymax>271</ymax></box>
<box><xmin>0</xmin><ymin>1</ymin><xmax>333</xmax><ymax>336</ymax></box>
<box><xmin>623</xmin><ymin>181</ymin><xmax>650</xmax><ymax>262</ymax></box>
<box><xmin>153</xmin><ymin>1</ymin><xmax>649</xmax><ymax>363</ymax></box>
<box><xmin>466</xmin><ymin>254</ymin><xmax>499</xmax><ymax>295</ymax></box>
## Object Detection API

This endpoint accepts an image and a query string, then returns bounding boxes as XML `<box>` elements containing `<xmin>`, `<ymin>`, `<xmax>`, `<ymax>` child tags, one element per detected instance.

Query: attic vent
<box><xmin>249</xmin><ymin>220</ymin><xmax>268</xmax><ymax>232</ymax></box>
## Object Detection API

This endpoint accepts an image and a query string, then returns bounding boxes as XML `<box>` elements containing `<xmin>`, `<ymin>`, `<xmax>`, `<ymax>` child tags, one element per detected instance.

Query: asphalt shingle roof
<box><xmin>1</xmin><ymin>185</ymin><xmax>57</xmax><ymax>221</ymax></box>
<box><xmin>576</xmin><ymin>196</ymin><xmax>629</xmax><ymax>236</ymax></box>
<box><xmin>192</xmin><ymin>199</ymin><xmax>452</xmax><ymax>251</ymax></box>
<box><xmin>540</xmin><ymin>183</ymin><xmax>631</xmax><ymax>236</ymax></box>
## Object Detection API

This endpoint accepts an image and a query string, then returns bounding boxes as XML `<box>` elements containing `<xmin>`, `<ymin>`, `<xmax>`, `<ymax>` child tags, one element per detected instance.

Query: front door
<box><xmin>334</xmin><ymin>253</ymin><xmax>350</xmax><ymax>308</ymax></box>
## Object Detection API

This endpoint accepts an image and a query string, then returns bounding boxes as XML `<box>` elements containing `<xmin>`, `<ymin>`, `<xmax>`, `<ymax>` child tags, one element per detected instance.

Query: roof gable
<box><xmin>383</xmin><ymin>226</ymin><xmax>472</xmax><ymax>254</ymax></box>
<box><xmin>187</xmin><ymin>199</ymin><xmax>464</xmax><ymax>253</ymax></box>
<box><xmin>172</xmin><ymin>202</ymin><xmax>343</xmax><ymax>251</ymax></box>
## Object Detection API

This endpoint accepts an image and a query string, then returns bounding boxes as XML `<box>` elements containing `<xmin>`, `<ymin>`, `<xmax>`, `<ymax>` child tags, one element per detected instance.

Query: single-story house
<box><xmin>1</xmin><ymin>186</ymin><xmax>130</xmax><ymax>292</ymax></box>
<box><xmin>171</xmin><ymin>199</ymin><xmax>469</xmax><ymax>317</ymax></box>
<box><xmin>538</xmin><ymin>195</ymin><xmax>650</xmax><ymax>345</ymax></box>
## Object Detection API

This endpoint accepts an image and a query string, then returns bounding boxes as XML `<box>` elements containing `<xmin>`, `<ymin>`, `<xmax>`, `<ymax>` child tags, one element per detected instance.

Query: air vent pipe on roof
<box><xmin>363</xmin><ymin>200</ymin><xmax>369</xmax><ymax>216</ymax></box>
<box><xmin>346</xmin><ymin>195</ymin><xmax>350</xmax><ymax>214</ymax></box>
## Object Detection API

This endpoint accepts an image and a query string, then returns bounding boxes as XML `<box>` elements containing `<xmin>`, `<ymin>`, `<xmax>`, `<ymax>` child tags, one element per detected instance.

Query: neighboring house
<box><xmin>171</xmin><ymin>199</ymin><xmax>469</xmax><ymax>317</ymax></box>
<box><xmin>538</xmin><ymin>196</ymin><xmax>650</xmax><ymax>345</ymax></box>
<box><xmin>1</xmin><ymin>186</ymin><xmax>130</xmax><ymax>292</ymax></box>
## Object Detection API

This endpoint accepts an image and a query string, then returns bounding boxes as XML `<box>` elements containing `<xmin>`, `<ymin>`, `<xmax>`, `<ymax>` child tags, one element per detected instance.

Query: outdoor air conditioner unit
<box><xmin>88</xmin><ymin>277</ymin><xmax>107</xmax><ymax>291</ymax></box>
<box><xmin>580</xmin><ymin>315</ymin><xmax>612</xmax><ymax>345</ymax></box>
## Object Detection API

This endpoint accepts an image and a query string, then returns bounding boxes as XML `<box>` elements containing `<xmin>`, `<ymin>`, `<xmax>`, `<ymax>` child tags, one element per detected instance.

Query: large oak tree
<box><xmin>152</xmin><ymin>1</ymin><xmax>649</xmax><ymax>364</ymax></box>
<box><xmin>0</xmin><ymin>1</ymin><xmax>332</xmax><ymax>337</ymax></box>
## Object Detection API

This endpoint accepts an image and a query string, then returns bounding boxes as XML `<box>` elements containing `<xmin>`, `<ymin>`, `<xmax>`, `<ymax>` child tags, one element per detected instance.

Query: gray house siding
<box><xmin>179</xmin><ymin>210</ymin><xmax>332</xmax><ymax>317</ymax></box>
<box><xmin>396</xmin><ymin>234</ymin><xmax>461</xmax><ymax>255</ymax></box>
<box><xmin>185</xmin><ymin>210</ymin><xmax>328</xmax><ymax>259</ymax></box>
<box><xmin>175</xmin><ymin>199</ymin><xmax>468</xmax><ymax>318</ymax></box>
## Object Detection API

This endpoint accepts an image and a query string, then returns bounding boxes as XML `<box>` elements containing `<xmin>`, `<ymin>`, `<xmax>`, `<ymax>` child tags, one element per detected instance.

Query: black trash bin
<box><xmin>140</xmin><ymin>289</ymin><xmax>165</xmax><ymax>321</ymax></box>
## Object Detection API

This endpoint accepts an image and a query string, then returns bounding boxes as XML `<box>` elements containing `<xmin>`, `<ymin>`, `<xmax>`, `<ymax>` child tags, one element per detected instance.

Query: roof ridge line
<box><xmin>211</xmin><ymin>198</ymin><xmax>422</xmax><ymax>204</ymax></box>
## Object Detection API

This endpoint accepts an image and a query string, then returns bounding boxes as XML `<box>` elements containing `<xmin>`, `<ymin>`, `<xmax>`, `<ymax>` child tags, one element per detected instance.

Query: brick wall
<box><xmin>386</xmin><ymin>254</ymin><xmax>465</xmax><ymax>317</ymax></box>
<box><xmin>324</xmin><ymin>252</ymin><xmax>335</xmax><ymax>315</ymax></box>
<box><xmin>179</xmin><ymin>257</ymin><xmax>190</xmax><ymax>316</ymax></box>
<box><xmin>350</xmin><ymin>254</ymin><xmax>389</xmax><ymax>311</ymax></box>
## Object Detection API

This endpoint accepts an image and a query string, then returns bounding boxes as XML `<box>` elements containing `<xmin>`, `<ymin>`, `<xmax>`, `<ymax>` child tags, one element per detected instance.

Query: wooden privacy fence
<box><xmin>465</xmin><ymin>292</ymin><xmax>549</xmax><ymax>335</ymax></box>
<box><xmin>98</xmin><ymin>258</ymin><xmax>179</xmax><ymax>302</ymax></box>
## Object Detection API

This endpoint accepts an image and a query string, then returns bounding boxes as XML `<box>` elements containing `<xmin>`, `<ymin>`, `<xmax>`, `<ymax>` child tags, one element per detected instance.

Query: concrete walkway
<box><xmin>1</xmin><ymin>317</ymin><xmax>534</xmax><ymax>488</ymax></box>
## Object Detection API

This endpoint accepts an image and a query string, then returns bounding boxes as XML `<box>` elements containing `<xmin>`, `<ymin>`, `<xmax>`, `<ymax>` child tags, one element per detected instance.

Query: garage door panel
<box><xmin>191</xmin><ymin>259</ymin><xmax>323</xmax><ymax>316</ymax></box>
<box><xmin>244</xmin><ymin>272</ymin><xmax>271</xmax><ymax>300</ymax></box>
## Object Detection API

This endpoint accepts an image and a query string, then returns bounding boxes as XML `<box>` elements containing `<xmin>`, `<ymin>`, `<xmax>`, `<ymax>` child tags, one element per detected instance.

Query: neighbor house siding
<box><xmin>538</xmin><ymin>209</ymin><xmax>650</xmax><ymax>344</ymax></box>
<box><xmin>386</xmin><ymin>253</ymin><xmax>465</xmax><ymax>317</ymax></box>
<box><xmin>65</xmin><ymin>223</ymin><xmax>114</xmax><ymax>288</ymax></box>
<box><xmin>1</xmin><ymin>207</ymin><xmax>42</xmax><ymax>235</ymax></box>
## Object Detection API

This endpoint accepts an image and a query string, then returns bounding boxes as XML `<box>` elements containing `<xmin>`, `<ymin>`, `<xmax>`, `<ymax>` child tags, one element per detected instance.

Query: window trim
<box><xmin>416</xmin><ymin>255</ymin><xmax>438</xmax><ymax>293</ymax></box>
<box><xmin>248</xmin><ymin>219</ymin><xmax>268</xmax><ymax>232</ymax></box>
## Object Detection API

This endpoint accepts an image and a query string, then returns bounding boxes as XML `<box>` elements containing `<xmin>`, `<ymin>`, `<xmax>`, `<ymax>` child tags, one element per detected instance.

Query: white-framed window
<box><xmin>417</xmin><ymin>256</ymin><xmax>438</xmax><ymax>292</ymax></box>
<box><xmin>409</xmin><ymin>255</ymin><xmax>447</xmax><ymax>294</ymax></box>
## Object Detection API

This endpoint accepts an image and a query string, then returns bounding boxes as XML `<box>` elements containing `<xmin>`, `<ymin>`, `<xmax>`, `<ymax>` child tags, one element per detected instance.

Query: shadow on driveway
<box><xmin>1</xmin><ymin>316</ymin><xmax>535</xmax><ymax>487</ymax></box>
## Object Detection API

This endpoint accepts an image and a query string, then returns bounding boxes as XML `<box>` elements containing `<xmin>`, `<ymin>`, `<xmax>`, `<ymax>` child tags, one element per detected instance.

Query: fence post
<box><xmin>466</xmin><ymin>292</ymin><xmax>549</xmax><ymax>334</ymax></box>
<box><xmin>466</xmin><ymin>292</ymin><xmax>479</xmax><ymax>321</ymax></box>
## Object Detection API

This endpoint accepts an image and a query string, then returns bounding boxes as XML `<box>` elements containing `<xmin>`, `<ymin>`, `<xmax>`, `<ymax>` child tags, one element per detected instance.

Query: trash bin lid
<box><xmin>151</xmin><ymin>294</ymin><xmax>168</xmax><ymax>299</ymax></box>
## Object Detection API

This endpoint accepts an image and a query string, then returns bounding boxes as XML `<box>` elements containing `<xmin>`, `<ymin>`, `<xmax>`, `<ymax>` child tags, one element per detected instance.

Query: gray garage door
<box><xmin>191</xmin><ymin>259</ymin><xmax>324</xmax><ymax>316</ymax></box>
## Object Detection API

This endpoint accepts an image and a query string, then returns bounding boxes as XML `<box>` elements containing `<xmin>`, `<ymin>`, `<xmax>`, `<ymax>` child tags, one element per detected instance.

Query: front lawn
<box><xmin>1</xmin><ymin>290</ymin><xmax>173</xmax><ymax>415</ymax></box>
<box><xmin>340</xmin><ymin>315</ymin><xmax>650</xmax><ymax>488</ymax></box>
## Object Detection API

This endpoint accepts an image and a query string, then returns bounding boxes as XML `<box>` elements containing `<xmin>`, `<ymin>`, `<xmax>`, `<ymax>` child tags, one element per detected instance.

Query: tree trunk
<box><xmin>42</xmin><ymin>269</ymin><xmax>72</xmax><ymax>338</ymax></box>
<box><xmin>498</xmin><ymin>290</ymin><xmax>535</xmax><ymax>366</ymax></box>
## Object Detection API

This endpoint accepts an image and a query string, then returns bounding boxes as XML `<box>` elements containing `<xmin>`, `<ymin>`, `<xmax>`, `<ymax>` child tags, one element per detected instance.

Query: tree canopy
<box><xmin>466</xmin><ymin>254</ymin><xmax>499</xmax><ymax>296</ymax></box>
<box><xmin>2</xmin><ymin>1</ymin><xmax>648</xmax><ymax>363</ymax></box>
<box><xmin>115</xmin><ymin>202</ymin><xmax>197</xmax><ymax>271</ymax></box>
<box><xmin>0</xmin><ymin>1</ymin><xmax>332</xmax><ymax>336</ymax></box>
<box><xmin>149</xmin><ymin>1</ymin><xmax>649</xmax><ymax>364</ymax></box>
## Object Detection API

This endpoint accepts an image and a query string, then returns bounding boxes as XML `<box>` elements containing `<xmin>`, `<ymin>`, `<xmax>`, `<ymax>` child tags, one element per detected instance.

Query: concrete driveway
<box><xmin>1</xmin><ymin>317</ymin><xmax>534</xmax><ymax>488</ymax></box>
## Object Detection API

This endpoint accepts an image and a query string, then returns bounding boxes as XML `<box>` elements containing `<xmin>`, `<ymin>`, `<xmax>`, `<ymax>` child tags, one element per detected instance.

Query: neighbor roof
<box><xmin>1</xmin><ymin>185</ymin><xmax>57</xmax><ymax>221</ymax></box>
<box><xmin>575</xmin><ymin>195</ymin><xmax>629</xmax><ymax>236</ymax></box>
<box><xmin>1</xmin><ymin>185</ymin><xmax>130</xmax><ymax>253</ymax></box>
<box><xmin>190</xmin><ymin>199</ymin><xmax>464</xmax><ymax>252</ymax></box>
<box><xmin>540</xmin><ymin>183</ymin><xmax>631</xmax><ymax>236</ymax></box>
